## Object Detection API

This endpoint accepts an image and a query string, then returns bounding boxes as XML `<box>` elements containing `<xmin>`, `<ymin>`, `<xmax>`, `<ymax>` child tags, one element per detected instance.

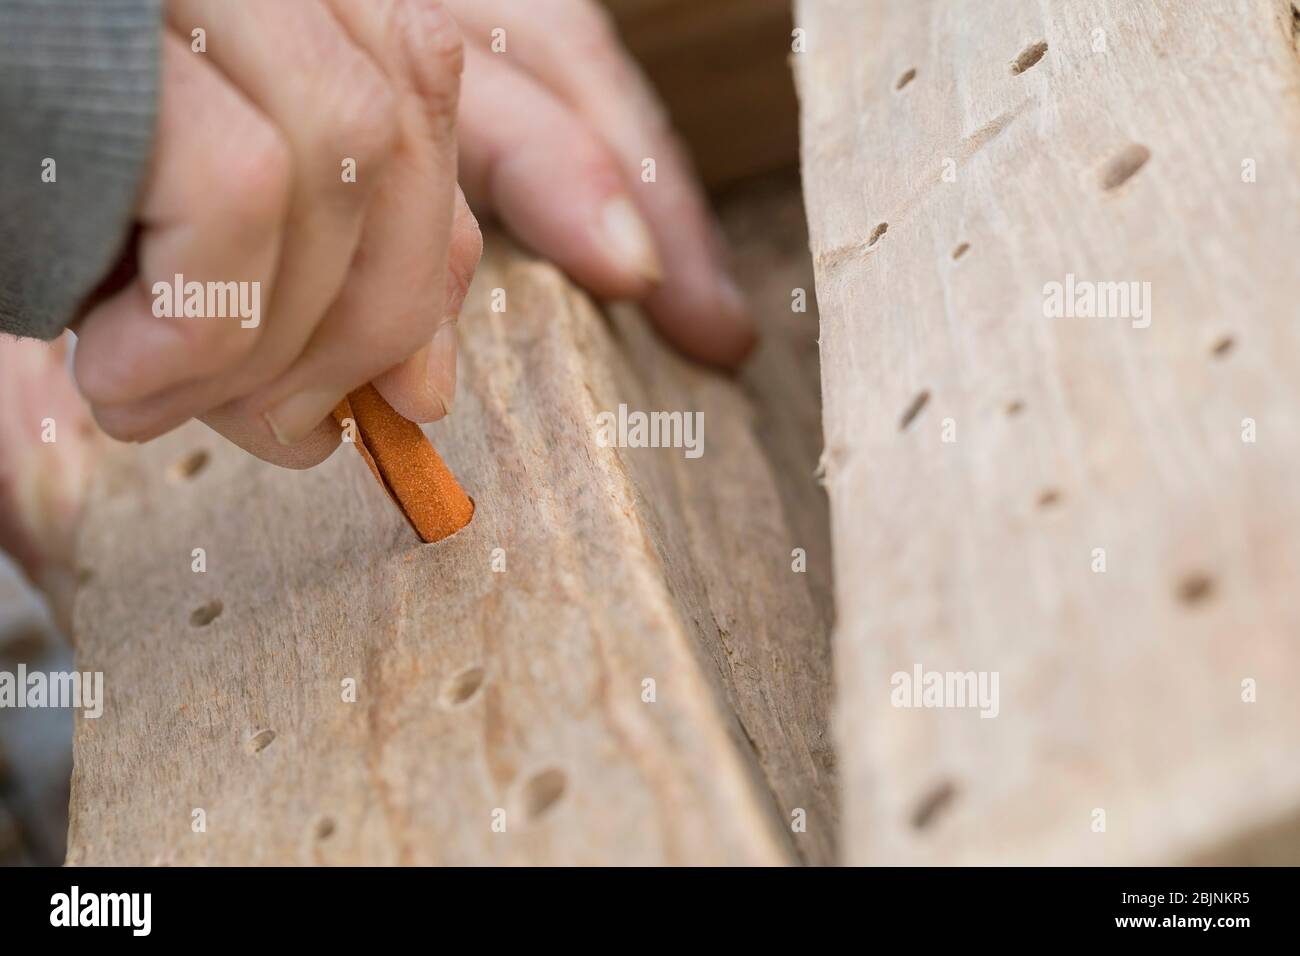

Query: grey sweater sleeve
<box><xmin>0</xmin><ymin>0</ymin><xmax>160</xmax><ymax>340</ymax></box>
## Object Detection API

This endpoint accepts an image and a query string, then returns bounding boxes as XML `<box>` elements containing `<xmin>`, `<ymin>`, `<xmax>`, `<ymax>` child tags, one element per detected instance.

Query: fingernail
<box><xmin>426</xmin><ymin>320</ymin><xmax>458</xmax><ymax>418</ymax></box>
<box><xmin>601</xmin><ymin>197</ymin><xmax>663</xmax><ymax>284</ymax></box>
<box><xmin>264</xmin><ymin>388</ymin><xmax>342</xmax><ymax>446</ymax></box>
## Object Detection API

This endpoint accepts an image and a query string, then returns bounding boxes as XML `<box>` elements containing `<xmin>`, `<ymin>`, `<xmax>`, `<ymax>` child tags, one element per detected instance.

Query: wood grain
<box><xmin>796</xmin><ymin>0</ymin><xmax>1300</xmax><ymax>864</ymax></box>
<box><xmin>66</xmin><ymin>231</ymin><xmax>834</xmax><ymax>866</ymax></box>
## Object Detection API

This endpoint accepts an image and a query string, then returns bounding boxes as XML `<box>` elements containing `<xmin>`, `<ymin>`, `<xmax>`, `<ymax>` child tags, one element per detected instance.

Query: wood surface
<box><xmin>65</xmin><ymin>210</ymin><xmax>834</xmax><ymax>865</ymax></box>
<box><xmin>796</xmin><ymin>0</ymin><xmax>1300</xmax><ymax>864</ymax></box>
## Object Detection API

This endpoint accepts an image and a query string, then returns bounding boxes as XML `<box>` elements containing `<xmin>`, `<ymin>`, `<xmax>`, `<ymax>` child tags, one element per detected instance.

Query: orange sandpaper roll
<box><xmin>331</xmin><ymin>384</ymin><xmax>474</xmax><ymax>543</ymax></box>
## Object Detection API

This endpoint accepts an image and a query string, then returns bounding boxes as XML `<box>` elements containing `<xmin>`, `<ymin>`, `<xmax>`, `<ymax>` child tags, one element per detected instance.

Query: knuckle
<box><xmin>549</xmin><ymin>2</ymin><xmax>624</xmax><ymax>73</ymax></box>
<box><xmin>394</xmin><ymin>0</ymin><xmax>464</xmax><ymax>119</ymax></box>
<box><xmin>319</xmin><ymin>57</ymin><xmax>400</xmax><ymax>176</ymax></box>
<box><xmin>216</xmin><ymin>118</ymin><xmax>292</xmax><ymax>230</ymax></box>
<box><xmin>399</xmin><ymin>0</ymin><xmax>464</xmax><ymax>63</ymax></box>
<box><xmin>175</xmin><ymin>316</ymin><xmax>261</xmax><ymax>369</ymax></box>
<box><xmin>546</xmin><ymin>1</ymin><xmax>657</xmax><ymax>115</ymax></box>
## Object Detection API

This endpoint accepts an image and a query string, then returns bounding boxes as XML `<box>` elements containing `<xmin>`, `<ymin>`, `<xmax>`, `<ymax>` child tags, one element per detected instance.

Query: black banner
<box><xmin>0</xmin><ymin>866</ymin><xmax>1278</xmax><ymax>941</ymax></box>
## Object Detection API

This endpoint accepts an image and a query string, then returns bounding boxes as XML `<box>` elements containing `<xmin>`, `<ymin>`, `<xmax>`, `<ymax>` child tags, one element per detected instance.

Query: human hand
<box><xmin>445</xmin><ymin>0</ymin><xmax>757</xmax><ymax>367</ymax></box>
<box><xmin>73</xmin><ymin>0</ymin><xmax>483</xmax><ymax>468</ymax></box>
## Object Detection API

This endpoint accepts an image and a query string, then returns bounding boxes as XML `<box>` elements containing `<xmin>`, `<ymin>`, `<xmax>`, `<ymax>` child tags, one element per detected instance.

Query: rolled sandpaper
<box><xmin>331</xmin><ymin>384</ymin><xmax>474</xmax><ymax>543</ymax></box>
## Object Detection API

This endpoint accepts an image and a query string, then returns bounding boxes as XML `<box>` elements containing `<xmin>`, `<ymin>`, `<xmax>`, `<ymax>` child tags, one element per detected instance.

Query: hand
<box><xmin>445</xmin><ymin>0</ymin><xmax>756</xmax><ymax>367</ymax></box>
<box><xmin>73</xmin><ymin>0</ymin><xmax>483</xmax><ymax>468</ymax></box>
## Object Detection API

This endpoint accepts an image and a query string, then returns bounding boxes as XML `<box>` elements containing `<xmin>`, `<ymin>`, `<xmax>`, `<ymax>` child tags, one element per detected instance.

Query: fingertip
<box><xmin>371</xmin><ymin>327</ymin><xmax>455</xmax><ymax>426</ymax></box>
<box><xmin>708</xmin><ymin>324</ymin><xmax>760</xmax><ymax>370</ymax></box>
<box><xmin>200</xmin><ymin>408</ymin><xmax>340</xmax><ymax>469</ymax></box>
<box><xmin>490</xmin><ymin>160</ymin><xmax>660</xmax><ymax>301</ymax></box>
<box><xmin>713</xmin><ymin>275</ymin><xmax>761</xmax><ymax>365</ymax></box>
<box><xmin>647</xmin><ymin>276</ymin><xmax>759</xmax><ymax>370</ymax></box>
<box><xmin>695</xmin><ymin>316</ymin><xmax>760</xmax><ymax>370</ymax></box>
<box><xmin>88</xmin><ymin>401</ymin><xmax>170</xmax><ymax>445</ymax></box>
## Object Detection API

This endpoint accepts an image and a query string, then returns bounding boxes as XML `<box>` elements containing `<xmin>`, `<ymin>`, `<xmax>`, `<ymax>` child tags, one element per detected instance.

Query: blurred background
<box><xmin>0</xmin><ymin>556</ymin><xmax>71</xmax><ymax>865</ymax></box>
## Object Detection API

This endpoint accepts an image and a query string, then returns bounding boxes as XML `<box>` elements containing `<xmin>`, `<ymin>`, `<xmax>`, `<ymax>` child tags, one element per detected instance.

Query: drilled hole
<box><xmin>912</xmin><ymin>780</ymin><xmax>957</xmax><ymax>829</ymax></box>
<box><xmin>442</xmin><ymin>665</ymin><xmax>486</xmax><ymax>707</ymax></box>
<box><xmin>895</xmin><ymin>67</ymin><xmax>917</xmax><ymax>90</ymax></box>
<box><xmin>245</xmin><ymin>728</ymin><xmax>276</xmax><ymax>754</ymax></box>
<box><xmin>1037</xmin><ymin>488</ymin><xmax>1062</xmax><ymax>508</ymax></box>
<box><xmin>1177</xmin><ymin>572</ymin><xmax>1215</xmax><ymax>605</ymax></box>
<box><xmin>868</xmin><ymin>222</ymin><xmax>889</xmax><ymax>247</ymax></box>
<box><xmin>898</xmin><ymin>390</ymin><xmax>930</xmax><ymax>430</ymax></box>
<box><xmin>523</xmin><ymin>768</ymin><xmax>567</xmax><ymax>821</ymax></box>
<box><xmin>1011</xmin><ymin>40</ymin><xmax>1048</xmax><ymax>75</ymax></box>
<box><xmin>1006</xmin><ymin>399</ymin><xmax>1026</xmax><ymax>416</ymax></box>
<box><xmin>952</xmin><ymin>242</ymin><xmax>970</xmax><ymax>260</ymax></box>
<box><xmin>189</xmin><ymin>600</ymin><xmax>223</xmax><ymax>627</ymax></box>
<box><xmin>1211</xmin><ymin>335</ymin><xmax>1235</xmax><ymax>358</ymax></box>
<box><xmin>314</xmin><ymin>816</ymin><xmax>336</xmax><ymax>840</ymax></box>
<box><xmin>1100</xmin><ymin>144</ymin><xmax>1151</xmax><ymax>191</ymax></box>
<box><xmin>168</xmin><ymin>449</ymin><xmax>209</xmax><ymax>482</ymax></box>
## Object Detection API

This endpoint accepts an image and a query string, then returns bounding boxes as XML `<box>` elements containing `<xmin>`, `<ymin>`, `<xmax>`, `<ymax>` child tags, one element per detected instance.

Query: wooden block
<box><xmin>796</xmin><ymin>0</ymin><xmax>1300</xmax><ymax>864</ymax></box>
<box><xmin>65</xmin><ymin>233</ymin><xmax>835</xmax><ymax>866</ymax></box>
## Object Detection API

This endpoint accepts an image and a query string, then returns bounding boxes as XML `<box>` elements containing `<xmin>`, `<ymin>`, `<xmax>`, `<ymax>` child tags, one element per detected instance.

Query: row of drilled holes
<box><xmin>896</xmin><ymin>39</ymin><xmax>1047</xmax><ymax>91</ymax></box>
<box><xmin>894</xmin><ymin>33</ymin><xmax>1209</xmax><ymax>832</ymax></box>
<box><xmin>167</xmin><ymin>453</ymin><xmax>569</xmax><ymax>835</ymax></box>
<box><xmin>888</xmin><ymin>41</ymin><xmax>1051</xmax><ymax>263</ymax></box>
<box><xmin>883</xmin><ymin>40</ymin><xmax>1152</xmax><ymax>265</ymax></box>
<box><xmin>897</xmin><ymin>387</ymin><xmax>1223</xmax><ymax>605</ymax></box>
<box><xmin>261</xmin><ymin>665</ymin><xmax>568</xmax><ymax>843</ymax></box>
